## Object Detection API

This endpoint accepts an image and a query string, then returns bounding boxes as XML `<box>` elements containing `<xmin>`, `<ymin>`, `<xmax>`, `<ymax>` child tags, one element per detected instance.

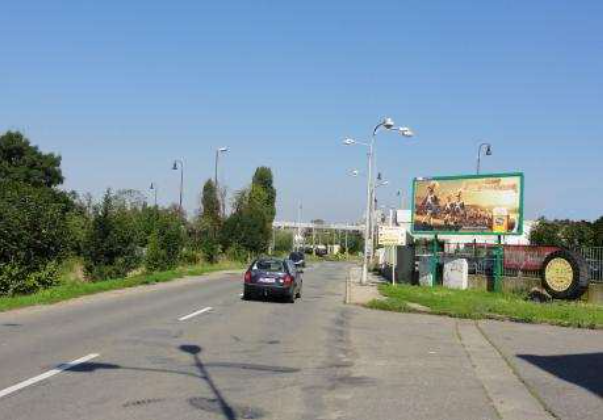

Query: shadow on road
<box><xmin>517</xmin><ymin>352</ymin><xmax>603</xmax><ymax>397</ymax></box>
<box><xmin>62</xmin><ymin>344</ymin><xmax>297</xmax><ymax>419</ymax></box>
<box><xmin>180</xmin><ymin>344</ymin><xmax>237</xmax><ymax>420</ymax></box>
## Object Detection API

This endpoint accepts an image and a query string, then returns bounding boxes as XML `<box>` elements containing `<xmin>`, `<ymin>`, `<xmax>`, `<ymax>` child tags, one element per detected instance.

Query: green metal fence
<box><xmin>414</xmin><ymin>242</ymin><xmax>603</xmax><ymax>284</ymax></box>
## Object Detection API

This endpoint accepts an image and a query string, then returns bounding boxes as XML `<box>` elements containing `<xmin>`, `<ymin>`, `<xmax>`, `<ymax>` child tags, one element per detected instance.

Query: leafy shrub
<box><xmin>0</xmin><ymin>261</ymin><xmax>60</xmax><ymax>296</ymax></box>
<box><xmin>144</xmin><ymin>209</ymin><xmax>185</xmax><ymax>272</ymax></box>
<box><xmin>82</xmin><ymin>190</ymin><xmax>141</xmax><ymax>280</ymax></box>
<box><xmin>180</xmin><ymin>248</ymin><xmax>202</xmax><ymax>265</ymax></box>
<box><xmin>0</xmin><ymin>180</ymin><xmax>71</xmax><ymax>295</ymax></box>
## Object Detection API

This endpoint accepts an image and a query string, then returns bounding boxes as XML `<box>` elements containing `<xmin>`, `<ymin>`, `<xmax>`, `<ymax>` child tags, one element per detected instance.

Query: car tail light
<box><xmin>244</xmin><ymin>271</ymin><xmax>252</xmax><ymax>283</ymax></box>
<box><xmin>283</xmin><ymin>274</ymin><xmax>293</xmax><ymax>285</ymax></box>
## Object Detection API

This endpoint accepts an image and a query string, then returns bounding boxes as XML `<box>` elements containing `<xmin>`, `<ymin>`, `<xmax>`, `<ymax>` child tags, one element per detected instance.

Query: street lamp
<box><xmin>476</xmin><ymin>142</ymin><xmax>492</xmax><ymax>174</ymax></box>
<box><xmin>215</xmin><ymin>147</ymin><xmax>229</xmax><ymax>215</ymax></box>
<box><xmin>149</xmin><ymin>182</ymin><xmax>158</xmax><ymax>207</ymax></box>
<box><xmin>343</xmin><ymin>117</ymin><xmax>414</xmax><ymax>285</ymax></box>
<box><xmin>214</xmin><ymin>147</ymin><xmax>229</xmax><ymax>188</ymax></box>
<box><xmin>172</xmin><ymin>159</ymin><xmax>184</xmax><ymax>213</ymax></box>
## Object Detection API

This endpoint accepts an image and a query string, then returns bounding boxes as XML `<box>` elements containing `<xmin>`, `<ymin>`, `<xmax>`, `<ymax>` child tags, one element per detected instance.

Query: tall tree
<box><xmin>197</xmin><ymin>179</ymin><xmax>222</xmax><ymax>262</ymax></box>
<box><xmin>593</xmin><ymin>216</ymin><xmax>603</xmax><ymax>246</ymax></box>
<box><xmin>200</xmin><ymin>180</ymin><xmax>221</xmax><ymax>230</ymax></box>
<box><xmin>252</xmin><ymin>166</ymin><xmax>276</xmax><ymax>223</ymax></box>
<box><xmin>0</xmin><ymin>131</ymin><xmax>64</xmax><ymax>188</ymax></box>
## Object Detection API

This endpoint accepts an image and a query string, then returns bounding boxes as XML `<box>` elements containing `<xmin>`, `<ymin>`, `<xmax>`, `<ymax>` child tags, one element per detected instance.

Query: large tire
<box><xmin>541</xmin><ymin>250</ymin><xmax>589</xmax><ymax>300</ymax></box>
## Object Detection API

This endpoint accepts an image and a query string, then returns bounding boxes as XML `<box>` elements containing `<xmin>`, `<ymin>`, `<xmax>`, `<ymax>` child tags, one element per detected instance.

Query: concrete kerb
<box><xmin>345</xmin><ymin>265</ymin><xmax>386</xmax><ymax>305</ymax></box>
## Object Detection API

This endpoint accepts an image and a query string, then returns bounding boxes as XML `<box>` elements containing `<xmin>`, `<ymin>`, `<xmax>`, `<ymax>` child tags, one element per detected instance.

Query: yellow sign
<box><xmin>378</xmin><ymin>226</ymin><xmax>405</xmax><ymax>246</ymax></box>
<box><xmin>544</xmin><ymin>257</ymin><xmax>573</xmax><ymax>292</ymax></box>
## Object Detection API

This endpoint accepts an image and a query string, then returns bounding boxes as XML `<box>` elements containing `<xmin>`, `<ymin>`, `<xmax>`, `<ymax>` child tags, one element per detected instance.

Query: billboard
<box><xmin>411</xmin><ymin>173</ymin><xmax>524</xmax><ymax>235</ymax></box>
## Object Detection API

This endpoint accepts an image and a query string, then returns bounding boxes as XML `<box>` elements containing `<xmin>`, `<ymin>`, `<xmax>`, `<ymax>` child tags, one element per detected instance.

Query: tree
<box><xmin>144</xmin><ymin>208</ymin><xmax>185</xmax><ymax>272</ymax></box>
<box><xmin>0</xmin><ymin>131</ymin><xmax>64</xmax><ymax>188</ymax></box>
<box><xmin>593</xmin><ymin>216</ymin><xmax>603</xmax><ymax>246</ymax></box>
<box><xmin>274</xmin><ymin>230</ymin><xmax>294</xmax><ymax>253</ymax></box>
<box><xmin>252</xmin><ymin>166</ymin><xmax>277</xmax><ymax>223</ymax></box>
<box><xmin>220</xmin><ymin>167</ymin><xmax>277</xmax><ymax>259</ymax></box>
<box><xmin>82</xmin><ymin>190</ymin><xmax>141</xmax><ymax>280</ymax></box>
<box><xmin>530</xmin><ymin>217</ymin><xmax>595</xmax><ymax>248</ymax></box>
<box><xmin>197</xmin><ymin>179</ymin><xmax>222</xmax><ymax>263</ymax></box>
<box><xmin>0</xmin><ymin>180</ymin><xmax>71</xmax><ymax>295</ymax></box>
<box><xmin>560</xmin><ymin>221</ymin><xmax>594</xmax><ymax>248</ymax></box>
<box><xmin>530</xmin><ymin>218</ymin><xmax>563</xmax><ymax>246</ymax></box>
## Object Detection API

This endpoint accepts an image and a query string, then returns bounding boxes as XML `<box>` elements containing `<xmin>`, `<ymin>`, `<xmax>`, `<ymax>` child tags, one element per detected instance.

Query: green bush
<box><xmin>0</xmin><ymin>261</ymin><xmax>60</xmax><ymax>296</ymax></box>
<box><xmin>0</xmin><ymin>180</ymin><xmax>71</xmax><ymax>295</ymax></box>
<box><xmin>144</xmin><ymin>209</ymin><xmax>185</xmax><ymax>272</ymax></box>
<box><xmin>179</xmin><ymin>248</ymin><xmax>202</xmax><ymax>265</ymax></box>
<box><xmin>83</xmin><ymin>190</ymin><xmax>141</xmax><ymax>280</ymax></box>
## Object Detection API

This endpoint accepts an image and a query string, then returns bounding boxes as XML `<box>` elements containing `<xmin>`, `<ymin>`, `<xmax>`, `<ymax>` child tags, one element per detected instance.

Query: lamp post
<box><xmin>476</xmin><ymin>142</ymin><xmax>492</xmax><ymax>175</ymax></box>
<box><xmin>172</xmin><ymin>159</ymin><xmax>184</xmax><ymax>212</ymax></box>
<box><xmin>214</xmin><ymin>147</ymin><xmax>229</xmax><ymax>189</ymax></box>
<box><xmin>215</xmin><ymin>147</ymin><xmax>229</xmax><ymax>215</ymax></box>
<box><xmin>343</xmin><ymin>118</ymin><xmax>414</xmax><ymax>285</ymax></box>
<box><xmin>297</xmin><ymin>202</ymin><xmax>303</xmax><ymax>251</ymax></box>
<box><xmin>149</xmin><ymin>182</ymin><xmax>158</xmax><ymax>207</ymax></box>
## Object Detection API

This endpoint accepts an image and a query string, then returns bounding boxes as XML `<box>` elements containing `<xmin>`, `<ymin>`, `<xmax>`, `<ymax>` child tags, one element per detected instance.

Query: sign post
<box><xmin>378</xmin><ymin>226</ymin><xmax>405</xmax><ymax>285</ymax></box>
<box><xmin>494</xmin><ymin>235</ymin><xmax>503</xmax><ymax>292</ymax></box>
<box><xmin>431</xmin><ymin>235</ymin><xmax>439</xmax><ymax>287</ymax></box>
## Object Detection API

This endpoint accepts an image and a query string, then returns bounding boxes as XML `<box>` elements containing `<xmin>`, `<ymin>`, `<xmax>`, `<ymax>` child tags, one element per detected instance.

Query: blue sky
<box><xmin>1</xmin><ymin>1</ymin><xmax>602</xmax><ymax>222</ymax></box>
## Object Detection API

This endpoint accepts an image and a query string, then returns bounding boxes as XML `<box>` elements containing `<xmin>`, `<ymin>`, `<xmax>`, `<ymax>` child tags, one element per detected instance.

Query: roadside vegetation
<box><xmin>0</xmin><ymin>260</ymin><xmax>244</xmax><ymax>313</ymax></box>
<box><xmin>368</xmin><ymin>284</ymin><xmax>603</xmax><ymax>329</ymax></box>
<box><xmin>0</xmin><ymin>131</ymin><xmax>277</xmax><ymax>309</ymax></box>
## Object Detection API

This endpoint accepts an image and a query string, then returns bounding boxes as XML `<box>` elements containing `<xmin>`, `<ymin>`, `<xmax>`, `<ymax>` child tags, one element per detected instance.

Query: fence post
<box><xmin>431</xmin><ymin>235</ymin><xmax>439</xmax><ymax>287</ymax></box>
<box><xmin>494</xmin><ymin>235</ymin><xmax>503</xmax><ymax>292</ymax></box>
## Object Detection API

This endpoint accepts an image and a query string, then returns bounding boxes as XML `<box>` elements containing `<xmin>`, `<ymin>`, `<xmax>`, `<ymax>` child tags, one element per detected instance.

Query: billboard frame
<box><xmin>410</xmin><ymin>172</ymin><xmax>525</xmax><ymax>236</ymax></box>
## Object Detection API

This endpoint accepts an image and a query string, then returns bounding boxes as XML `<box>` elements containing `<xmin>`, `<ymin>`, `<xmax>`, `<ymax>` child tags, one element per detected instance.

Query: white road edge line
<box><xmin>0</xmin><ymin>353</ymin><xmax>100</xmax><ymax>400</ymax></box>
<box><xmin>178</xmin><ymin>306</ymin><xmax>213</xmax><ymax>321</ymax></box>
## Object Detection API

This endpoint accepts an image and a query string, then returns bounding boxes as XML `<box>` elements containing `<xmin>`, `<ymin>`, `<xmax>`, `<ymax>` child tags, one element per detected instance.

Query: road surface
<box><xmin>0</xmin><ymin>262</ymin><xmax>600</xmax><ymax>420</ymax></box>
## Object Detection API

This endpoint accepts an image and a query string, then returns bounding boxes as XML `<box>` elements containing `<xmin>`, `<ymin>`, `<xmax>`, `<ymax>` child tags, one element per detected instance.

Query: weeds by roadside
<box><xmin>0</xmin><ymin>260</ymin><xmax>244</xmax><ymax>313</ymax></box>
<box><xmin>367</xmin><ymin>284</ymin><xmax>603</xmax><ymax>329</ymax></box>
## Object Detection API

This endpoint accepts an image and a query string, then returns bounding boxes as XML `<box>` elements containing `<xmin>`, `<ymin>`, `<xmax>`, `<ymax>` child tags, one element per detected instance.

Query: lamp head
<box><xmin>382</xmin><ymin>117</ymin><xmax>395</xmax><ymax>129</ymax></box>
<box><xmin>485</xmin><ymin>144</ymin><xmax>492</xmax><ymax>156</ymax></box>
<box><xmin>398</xmin><ymin>127</ymin><xmax>414</xmax><ymax>137</ymax></box>
<box><xmin>343</xmin><ymin>138</ymin><xmax>355</xmax><ymax>146</ymax></box>
<box><xmin>218</xmin><ymin>147</ymin><xmax>229</xmax><ymax>153</ymax></box>
<box><xmin>172</xmin><ymin>161</ymin><xmax>178</xmax><ymax>170</ymax></box>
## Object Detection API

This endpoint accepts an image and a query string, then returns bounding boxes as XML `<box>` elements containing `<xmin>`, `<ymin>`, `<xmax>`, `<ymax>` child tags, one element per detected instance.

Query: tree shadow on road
<box><xmin>517</xmin><ymin>352</ymin><xmax>603</xmax><ymax>397</ymax></box>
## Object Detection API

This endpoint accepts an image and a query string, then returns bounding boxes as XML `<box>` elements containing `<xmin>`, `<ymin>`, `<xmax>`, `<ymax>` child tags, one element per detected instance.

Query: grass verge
<box><xmin>0</xmin><ymin>260</ymin><xmax>245</xmax><ymax>313</ymax></box>
<box><xmin>367</xmin><ymin>284</ymin><xmax>603</xmax><ymax>329</ymax></box>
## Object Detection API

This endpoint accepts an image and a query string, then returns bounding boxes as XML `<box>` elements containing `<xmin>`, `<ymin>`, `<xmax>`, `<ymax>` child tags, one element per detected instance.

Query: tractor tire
<box><xmin>541</xmin><ymin>249</ymin><xmax>589</xmax><ymax>300</ymax></box>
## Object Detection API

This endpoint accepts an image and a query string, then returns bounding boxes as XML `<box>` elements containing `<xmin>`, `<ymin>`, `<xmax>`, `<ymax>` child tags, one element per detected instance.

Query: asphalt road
<box><xmin>0</xmin><ymin>262</ymin><xmax>600</xmax><ymax>420</ymax></box>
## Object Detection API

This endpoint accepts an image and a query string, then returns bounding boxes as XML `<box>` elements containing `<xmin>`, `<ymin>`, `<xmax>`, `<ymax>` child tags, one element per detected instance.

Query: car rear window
<box><xmin>253</xmin><ymin>260</ymin><xmax>285</xmax><ymax>272</ymax></box>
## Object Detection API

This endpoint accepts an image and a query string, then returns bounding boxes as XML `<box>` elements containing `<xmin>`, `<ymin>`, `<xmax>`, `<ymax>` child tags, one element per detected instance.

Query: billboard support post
<box><xmin>494</xmin><ymin>235</ymin><xmax>503</xmax><ymax>292</ymax></box>
<box><xmin>391</xmin><ymin>246</ymin><xmax>396</xmax><ymax>285</ymax></box>
<box><xmin>431</xmin><ymin>235</ymin><xmax>439</xmax><ymax>287</ymax></box>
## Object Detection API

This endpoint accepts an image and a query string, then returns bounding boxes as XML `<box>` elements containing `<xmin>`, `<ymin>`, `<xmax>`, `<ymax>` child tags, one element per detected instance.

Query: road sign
<box><xmin>378</xmin><ymin>226</ymin><xmax>406</xmax><ymax>246</ymax></box>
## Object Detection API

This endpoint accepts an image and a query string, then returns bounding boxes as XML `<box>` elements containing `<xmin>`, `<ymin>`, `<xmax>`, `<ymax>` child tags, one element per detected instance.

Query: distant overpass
<box><xmin>273</xmin><ymin>221</ymin><xmax>364</xmax><ymax>232</ymax></box>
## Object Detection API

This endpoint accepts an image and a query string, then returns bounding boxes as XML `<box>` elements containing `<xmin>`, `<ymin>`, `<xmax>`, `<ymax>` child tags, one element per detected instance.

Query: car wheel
<box><xmin>287</xmin><ymin>292</ymin><xmax>296</xmax><ymax>303</ymax></box>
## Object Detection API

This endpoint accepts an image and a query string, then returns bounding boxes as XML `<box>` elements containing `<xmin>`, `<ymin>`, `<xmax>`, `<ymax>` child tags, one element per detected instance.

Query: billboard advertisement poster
<box><xmin>411</xmin><ymin>173</ymin><xmax>524</xmax><ymax>235</ymax></box>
